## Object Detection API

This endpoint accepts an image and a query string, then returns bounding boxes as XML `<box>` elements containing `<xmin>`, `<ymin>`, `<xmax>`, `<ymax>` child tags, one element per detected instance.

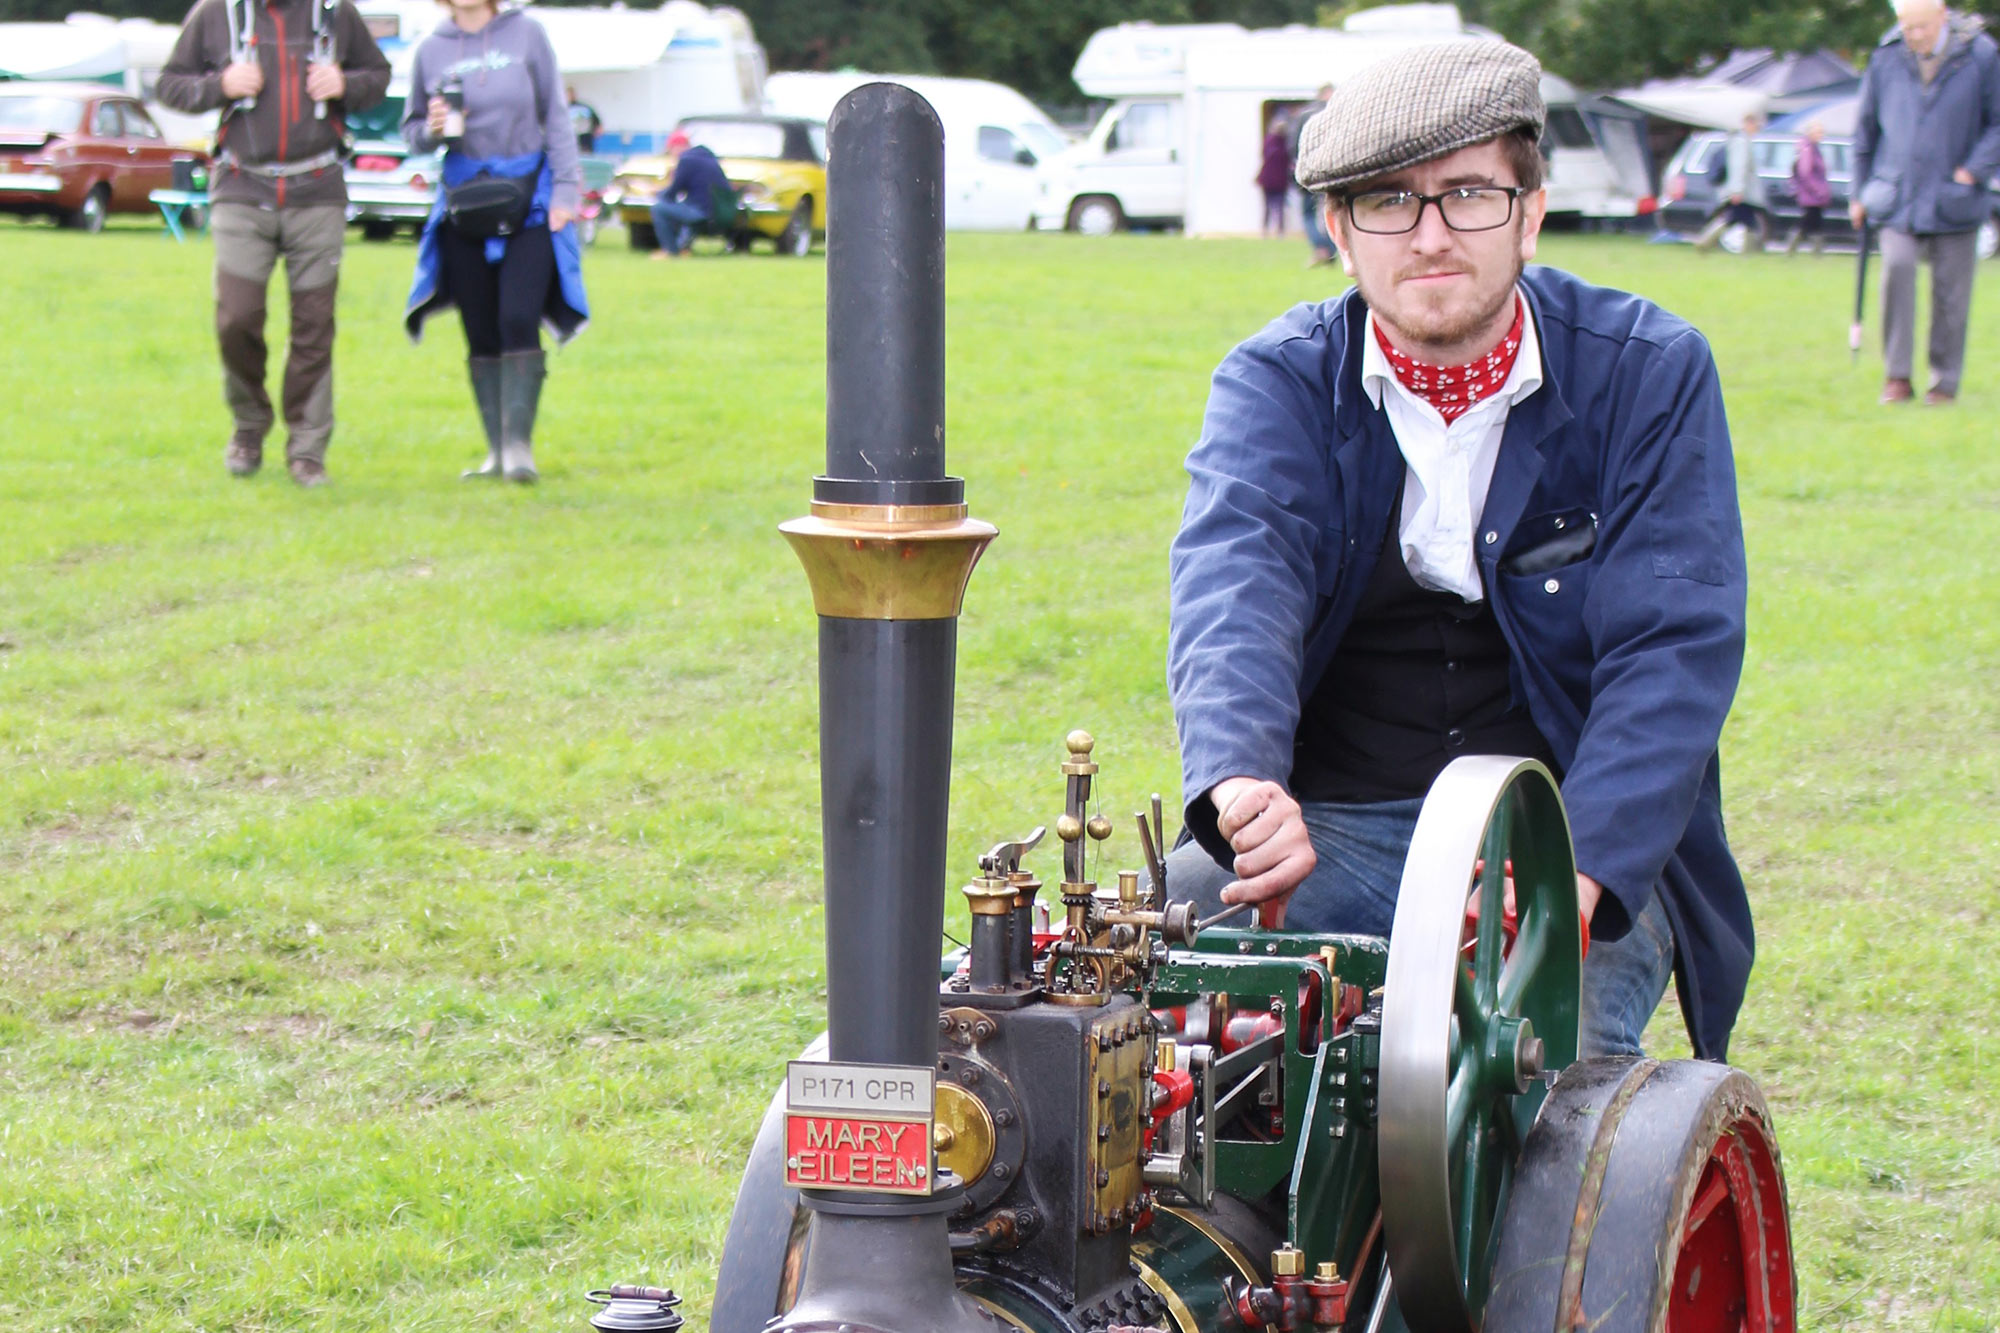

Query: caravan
<box><xmin>762</xmin><ymin>71</ymin><xmax>1068</xmax><ymax>230</ymax></box>
<box><xmin>352</xmin><ymin>0</ymin><xmax>765</xmax><ymax>152</ymax></box>
<box><xmin>1035</xmin><ymin>5</ymin><xmax>1645</xmax><ymax>236</ymax></box>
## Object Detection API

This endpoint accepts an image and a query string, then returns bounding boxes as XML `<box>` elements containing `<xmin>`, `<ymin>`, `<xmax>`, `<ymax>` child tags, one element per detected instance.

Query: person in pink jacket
<box><xmin>1786</xmin><ymin>120</ymin><xmax>1834</xmax><ymax>254</ymax></box>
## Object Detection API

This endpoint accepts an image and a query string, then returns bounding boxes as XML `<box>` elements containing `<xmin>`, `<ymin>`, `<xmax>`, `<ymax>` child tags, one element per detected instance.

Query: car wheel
<box><xmin>628</xmin><ymin>219</ymin><xmax>657</xmax><ymax>251</ymax></box>
<box><xmin>778</xmin><ymin>199</ymin><xmax>813</xmax><ymax>256</ymax></box>
<box><xmin>362</xmin><ymin>220</ymin><xmax>398</xmax><ymax>242</ymax></box>
<box><xmin>1979</xmin><ymin>218</ymin><xmax>1998</xmax><ymax>261</ymax></box>
<box><xmin>1067</xmin><ymin>195</ymin><xmax>1124</xmax><ymax>236</ymax></box>
<box><xmin>69</xmin><ymin>184</ymin><xmax>108</xmax><ymax>233</ymax></box>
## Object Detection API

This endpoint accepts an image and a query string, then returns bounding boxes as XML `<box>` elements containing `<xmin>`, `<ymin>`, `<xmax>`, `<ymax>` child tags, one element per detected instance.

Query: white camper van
<box><xmin>762</xmin><ymin>71</ymin><xmax>1068</xmax><ymax>230</ymax></box>
<box><xmin>1036</xmin><ymin>4</ymin><xmax>1641</xmax><ymax>235</ymax></box>
<box><xmin>353</xmin><ymin>0</ymin><xmax>765</xmax><ymax>153</ymax></box>
<box><xmin>1035</xmin><ymin>8</ymin><xmax>1484</xmax><ymax>236</ymax></box>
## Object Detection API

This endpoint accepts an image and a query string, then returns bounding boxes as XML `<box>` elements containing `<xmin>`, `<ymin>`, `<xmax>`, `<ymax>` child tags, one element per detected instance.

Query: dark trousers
<box><xmin>211</xmin><ymin>202</ymin><xmax>346</xmax><ymax>460</ymax></box>
<box><xmin>649</xmin><ymin>198</ymin><xmax>707</xmax><ymax>255</ymax></box>
<box><xmin>437</xmin><ymin>222</ymin><xmax>555</xmax><ymax>356</ymax></box>
<box><xmin>1881</xmin><ymin>227</ymin><xmax>1980</xmax><ymax>393</ymax></box>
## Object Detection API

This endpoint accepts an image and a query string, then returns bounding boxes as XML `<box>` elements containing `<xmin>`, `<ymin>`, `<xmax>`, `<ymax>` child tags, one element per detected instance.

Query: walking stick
<box><xmin>1851</xmin><ymin>218</ymin><xmax>1872</xmax><ymax>363</ymax></box>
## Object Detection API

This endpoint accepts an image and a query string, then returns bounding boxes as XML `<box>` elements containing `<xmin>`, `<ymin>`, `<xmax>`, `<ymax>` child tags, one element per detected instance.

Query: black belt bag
<box><xmin>445</xmin><ymin>170</ymin><xmax>537</xmax><ymax>238</ymax></box>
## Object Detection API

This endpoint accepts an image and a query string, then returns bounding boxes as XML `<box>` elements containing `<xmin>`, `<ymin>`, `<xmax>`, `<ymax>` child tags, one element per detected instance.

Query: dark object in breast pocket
<box><xmin>1499</xmin><ymin>508</ymin><xmax>1597</xmax><ymax>576</ymax></box>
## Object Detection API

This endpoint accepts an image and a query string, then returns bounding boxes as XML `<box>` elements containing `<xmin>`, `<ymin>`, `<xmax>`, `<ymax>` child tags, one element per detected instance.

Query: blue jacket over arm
<box><xmin>1168</xmin><ymin>266</ymin><xmax>1751</xmax><ymax>1059</ymax></box>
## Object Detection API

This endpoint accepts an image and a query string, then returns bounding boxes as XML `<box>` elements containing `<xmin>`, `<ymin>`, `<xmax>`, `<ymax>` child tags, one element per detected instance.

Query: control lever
<box><xmin>979</xmin><ymin>826</ymin><xmax>1046</xmax><ymax>878</ymax></box>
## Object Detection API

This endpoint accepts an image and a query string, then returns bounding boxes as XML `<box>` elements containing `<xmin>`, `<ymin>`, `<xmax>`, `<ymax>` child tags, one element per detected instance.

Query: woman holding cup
<box><xmin>401</xmin><ymin>0</ymin><xmax>588</xmax><ymax>483</ymax></box>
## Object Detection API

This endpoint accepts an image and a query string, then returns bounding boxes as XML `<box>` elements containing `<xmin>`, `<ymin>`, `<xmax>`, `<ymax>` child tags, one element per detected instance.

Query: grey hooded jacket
<box><xmin>1854</xmin><ymin>10</ymin><xmax>2000</xmax><ymax>235</ymax></box>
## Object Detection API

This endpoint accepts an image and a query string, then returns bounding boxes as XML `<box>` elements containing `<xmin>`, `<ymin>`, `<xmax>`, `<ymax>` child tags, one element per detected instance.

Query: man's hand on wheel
<box><xmin>1211</xmin><ymin>777</ymin><xmax>1317</xmax><ymax>929</ymax></box>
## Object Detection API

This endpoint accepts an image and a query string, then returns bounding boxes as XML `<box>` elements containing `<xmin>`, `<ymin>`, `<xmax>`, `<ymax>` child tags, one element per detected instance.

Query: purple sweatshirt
<box><xmin>401</xmin><ymin>7</ymin><xmax>581</xmax><ymax>215</ymax></box>
<box><xmin>1792</xmin><ymin>137</ymin><xmax>1832</xmax><ymax>208</ymax></box>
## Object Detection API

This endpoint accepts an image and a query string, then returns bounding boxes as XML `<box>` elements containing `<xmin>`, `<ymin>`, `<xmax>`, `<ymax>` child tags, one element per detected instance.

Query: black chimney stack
<box><xmin>773</xmin><ymin>83</ymin><xmax>999</xmax><ymax>1333</ymax></box>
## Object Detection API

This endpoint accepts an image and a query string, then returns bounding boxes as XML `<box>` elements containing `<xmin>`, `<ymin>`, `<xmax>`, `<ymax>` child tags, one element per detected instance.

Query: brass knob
<box><xmin>1086</xmin><ymin>814</ymin><xmax>1113</xmax><ymax>841</ymax></box>
<box><xmin>1117</xmin><ymin>869</ymin><xmax>1140</xmax><ymax>904</ymax></box>
<box><xmin>933</xmin><ymin>1123</ymin><xmax>956</xmax><ymax>1152</ymax></box>
<box><xmin>1315</xmin><ymin>1261</ymin><xmax>1341</xmax><ymax>1282</ymax></box>
<box><xmin>1056</xmin><ymin>814</ymin><xmax>1084</xmax><ymax>842</ymax></box>
<box><xmin>1066</xmin><ymin>729</ymin><xmax>1095</xmax><ymax>756</ymax></box>
<box><xmin>1271</xmin><ymin>1245</ymin><xmax>1305</xmax><ymax>1278</ymax></box>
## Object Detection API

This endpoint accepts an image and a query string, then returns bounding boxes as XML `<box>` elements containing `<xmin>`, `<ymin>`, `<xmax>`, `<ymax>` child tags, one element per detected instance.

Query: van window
<box><xmin>1109</xmin><ymin>102</ymin><xmax>1171</xmax><ymax>153</ymax></box>
<box><xmin>1753</xmin><ymin>139</ymin><xmax>1796</xmax><ymax>175</ymax></box>
<box><xmin>1544</xmin><ymin>108</ymin><xmax>1594</xmax><ymax>150</ymax></box>
<box><xmin>978</xmin><ymin>125</ymin><xmax>1031</xmax><ymax>165</ymax></box>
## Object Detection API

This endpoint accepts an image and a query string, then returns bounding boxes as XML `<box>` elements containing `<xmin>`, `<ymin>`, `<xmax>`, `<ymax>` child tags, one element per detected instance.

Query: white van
<box><xmin>1036</xmin><ymin>9</ymin><xmax>1486</xmax><ymax>236</ymax></box>
<box><xmin>763</xmin><ymin>71</ymin><xmax>1069</xmax><ymax>230</ymax></box>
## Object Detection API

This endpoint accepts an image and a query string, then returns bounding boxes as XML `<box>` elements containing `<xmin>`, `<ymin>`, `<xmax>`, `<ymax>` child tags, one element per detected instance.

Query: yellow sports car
<box><xmin>608</xmin><ymin>115</ymin><xmax>827</xmax><ymax>256</ymax></box>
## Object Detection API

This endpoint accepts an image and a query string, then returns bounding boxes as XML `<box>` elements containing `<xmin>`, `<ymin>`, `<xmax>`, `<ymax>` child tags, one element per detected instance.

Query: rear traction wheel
<box><xmin>1487</xmin><ymin>1057</ymin><xmax>1796</xmax><ymax>1333</ymax></box>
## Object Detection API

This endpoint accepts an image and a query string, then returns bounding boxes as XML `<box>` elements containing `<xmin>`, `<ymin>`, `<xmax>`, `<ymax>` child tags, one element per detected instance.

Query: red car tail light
<box><xmin>353</xmin><ymin>154</ymin><xmax>400</xmax><ymax>171</ymax></box>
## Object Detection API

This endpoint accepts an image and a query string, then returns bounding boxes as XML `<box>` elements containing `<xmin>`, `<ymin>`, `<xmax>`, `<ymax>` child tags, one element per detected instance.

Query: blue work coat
<box><xmin>405</xmin><ymin>151</ymin><xmax>590</xmax><ymax>345</ymax></box>
<box><xmin>1168</xmin><ymin>266</ymin><xmax>1751</xmax><ymax>1059</ymax></box>
<box><xmin>1854</xmin><ymin>13</ymin><xmax>2000</xmax><ymax>235</ymax></box>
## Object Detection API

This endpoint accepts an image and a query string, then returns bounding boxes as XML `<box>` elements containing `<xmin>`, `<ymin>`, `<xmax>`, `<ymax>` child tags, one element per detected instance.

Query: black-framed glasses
<box><xmin>1343</xmin><ymin>186</ymin><xmax>1526</xmax><ymax>234</ymax></box>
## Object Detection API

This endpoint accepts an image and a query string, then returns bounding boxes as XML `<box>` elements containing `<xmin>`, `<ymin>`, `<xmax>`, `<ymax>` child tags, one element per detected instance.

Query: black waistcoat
<box><xmin>1291</xmin><ymin>489</ymin><xmax>1554</xmax><ymax>804</ymax></box>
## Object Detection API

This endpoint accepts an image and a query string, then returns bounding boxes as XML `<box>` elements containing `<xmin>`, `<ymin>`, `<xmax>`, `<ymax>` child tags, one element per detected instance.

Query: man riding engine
<box><xmin>1163</xmin><ymin>41</ymin><xmax>1753</xmax><ymax>1064</ymax></box>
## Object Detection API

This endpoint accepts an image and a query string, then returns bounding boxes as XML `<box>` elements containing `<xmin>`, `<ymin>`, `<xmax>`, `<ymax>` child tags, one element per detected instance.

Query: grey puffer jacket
<box><xmin>1854</xmin><ymin>10</ymin><xmax>2000</xmax><ymax>235</ymax></box>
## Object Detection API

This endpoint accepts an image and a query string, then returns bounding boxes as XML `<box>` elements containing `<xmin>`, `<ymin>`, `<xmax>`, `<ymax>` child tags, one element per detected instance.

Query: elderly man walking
<box><xmin>1852</xmin><ymin>0</ymin><xmax>2000</xmax><ymax>405</ymax></box>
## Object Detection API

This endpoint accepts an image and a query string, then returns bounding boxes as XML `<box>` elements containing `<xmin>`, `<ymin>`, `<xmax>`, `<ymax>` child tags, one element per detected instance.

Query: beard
<box><xmin>1354</xmin><ymin>224</ymin><xmax>1527</xmax><ymax>359</ymax></box>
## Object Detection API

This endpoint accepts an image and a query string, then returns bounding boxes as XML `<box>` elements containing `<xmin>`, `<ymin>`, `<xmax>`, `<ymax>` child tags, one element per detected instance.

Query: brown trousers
<box><xmin>211</xmin><ymin>203</ymin><xmax>346</xmax><ymax>462</ymax></box>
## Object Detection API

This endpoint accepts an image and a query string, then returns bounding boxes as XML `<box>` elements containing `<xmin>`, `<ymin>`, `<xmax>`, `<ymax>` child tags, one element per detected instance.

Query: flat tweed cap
<box><xmin>1295</xmin><ymin>41</ymin><xmax>1545</xmax><ymax>192</ymax></box>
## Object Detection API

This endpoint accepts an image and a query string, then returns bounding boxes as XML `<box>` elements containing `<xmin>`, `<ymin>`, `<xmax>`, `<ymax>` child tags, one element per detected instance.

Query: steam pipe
<box><xmin>774</xmin><ymin>82</ymin><xmax>998</xmax><ymax>1333</ymax></box>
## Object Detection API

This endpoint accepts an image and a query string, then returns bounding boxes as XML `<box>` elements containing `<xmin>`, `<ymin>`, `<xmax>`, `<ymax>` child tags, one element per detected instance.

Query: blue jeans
<box><xmin>1301</xmin><ymin>192</ymin><xmax>1333</xmax><ymax>258</ymax></box>
<box><xmin>648</xmin><ymin>198</ymin><xmax>707</xmax><ymax>255</ymax></box>
<box><xmin>1164</xmin><ymin>798</ymin><xmax>1675</xmax><ymax>1058</ymax></box>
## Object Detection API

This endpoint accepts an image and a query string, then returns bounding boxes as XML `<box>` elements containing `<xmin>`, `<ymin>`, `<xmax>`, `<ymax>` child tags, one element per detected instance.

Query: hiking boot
<box><xmin>288</xmin><ymin>457</ymin><xmax>329</xmax><ymax>488</ymax></box>
<box><xmin>225</xmin><ymin>433</ymin><xmax>263</xmax><ymax>477</ymax></box>
<box><xmin>463</xmin><ymin>357</ymin><xmax>504</xmax><ymax>479</ymax></box>
<box><xmin>499</xmin><ymin>349</ymin><xmax>545</xmax><ymax>484</ymax></box>
<box><xmin>1879</xmin><ymin>378</ymin><xmax>1915</xmax><ymax>405</ymax></box>
<box><xmin>1924</xmin><ymin>385</ymin><xmax>1957</xmax><ymax>406</ymax></box>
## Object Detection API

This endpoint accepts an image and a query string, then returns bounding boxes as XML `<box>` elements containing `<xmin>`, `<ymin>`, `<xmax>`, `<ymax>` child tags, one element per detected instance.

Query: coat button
<box><xmin>1445</xmin><ymin>727</ymin><xmax>1466</xmax><ymax>747</ymax></box>
<box><xmin>1483</xmin><ymin>531</ymin><xmax>1497</xmax><ymax>545</ymax></box>
<box><xmin>1544</xmin><ymin>578</ymin><xmax>1560</xmax><ymax>594</ymax></box>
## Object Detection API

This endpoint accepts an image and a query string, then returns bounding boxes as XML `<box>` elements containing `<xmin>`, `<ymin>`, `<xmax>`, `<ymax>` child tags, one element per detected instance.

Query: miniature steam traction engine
<box><xmin>585</xmin><ymin>84</ymin><xmax>1796</xmax><ymax>1333</ymax></box>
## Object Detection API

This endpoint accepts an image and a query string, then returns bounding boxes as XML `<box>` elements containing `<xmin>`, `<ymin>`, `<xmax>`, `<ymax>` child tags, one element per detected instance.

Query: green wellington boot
<box><xmin>463</xmin><ymin>357</ymin><xmax>505</xmax><ymax>479</ymax></box>
<box><xmin>498</xmin><ymin>349</ymin><xmax>544</xmax><ymax>484</ymax></box>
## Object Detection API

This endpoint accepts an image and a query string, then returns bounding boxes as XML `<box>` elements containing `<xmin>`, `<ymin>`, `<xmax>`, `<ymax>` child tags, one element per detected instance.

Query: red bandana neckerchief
<box><xmin>1373</xmin><ymin>297</ymin><xmax>1526</xmax><ymax>425</ymax></box>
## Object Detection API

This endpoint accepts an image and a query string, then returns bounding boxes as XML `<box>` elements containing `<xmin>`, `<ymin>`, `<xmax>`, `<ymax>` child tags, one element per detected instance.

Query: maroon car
<box><xmin>0</xmin><ymin>83</ymin><xmax>207</xmax><ymax>232</ymax></box>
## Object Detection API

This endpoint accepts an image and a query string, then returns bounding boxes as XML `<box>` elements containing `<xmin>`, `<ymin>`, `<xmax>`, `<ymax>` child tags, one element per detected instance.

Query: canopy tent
<box><xmin>1769</xmin><ymin>94</ymin><xmax>1859</xmax><ymax>138</ymax></box>
<box><xmin>0</xmin><ymin>18</ymin><xmax>178</xmax><ymax>84</ymax></box>
<box><xmin>1610</xmin><ymin>83</ymin><xmax>1771</xmax><ymax>131</ymax></box>
<box><xmin>1609</xmin><ymin>46</ymin><xmax>1859</xmax><ymax>131</ymax></box>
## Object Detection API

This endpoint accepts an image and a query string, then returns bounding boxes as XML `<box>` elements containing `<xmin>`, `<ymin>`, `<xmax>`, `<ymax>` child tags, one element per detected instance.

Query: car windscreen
<box><xmin>1018</xmin><ymin>122</ymin><xmax>1066</xmax><ymax>161</ymax></box>
<box><xmin>0</xmin><ymin>95</ymin><xmax>85</xmax><ymax>135</ymax></box>
<box><xmin>682</xmin><ymin>120</ymin><xmax>786</xmax><ymax>159</ymax></box>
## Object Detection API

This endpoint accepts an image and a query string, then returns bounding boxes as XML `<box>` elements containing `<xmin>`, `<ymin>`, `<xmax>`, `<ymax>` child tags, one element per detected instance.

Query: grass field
<box><xmin>2</xmin><ymin>214</ymin><xmax>1997</xmax><ymax>1331</ymax></box>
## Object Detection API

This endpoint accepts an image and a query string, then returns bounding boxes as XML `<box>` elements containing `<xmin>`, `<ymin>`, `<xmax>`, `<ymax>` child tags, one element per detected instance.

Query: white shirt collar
<box><xmin>1356</xmin><ymin>289</ymin><xmax>1545</xmax><ymax>602</ymax></box>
